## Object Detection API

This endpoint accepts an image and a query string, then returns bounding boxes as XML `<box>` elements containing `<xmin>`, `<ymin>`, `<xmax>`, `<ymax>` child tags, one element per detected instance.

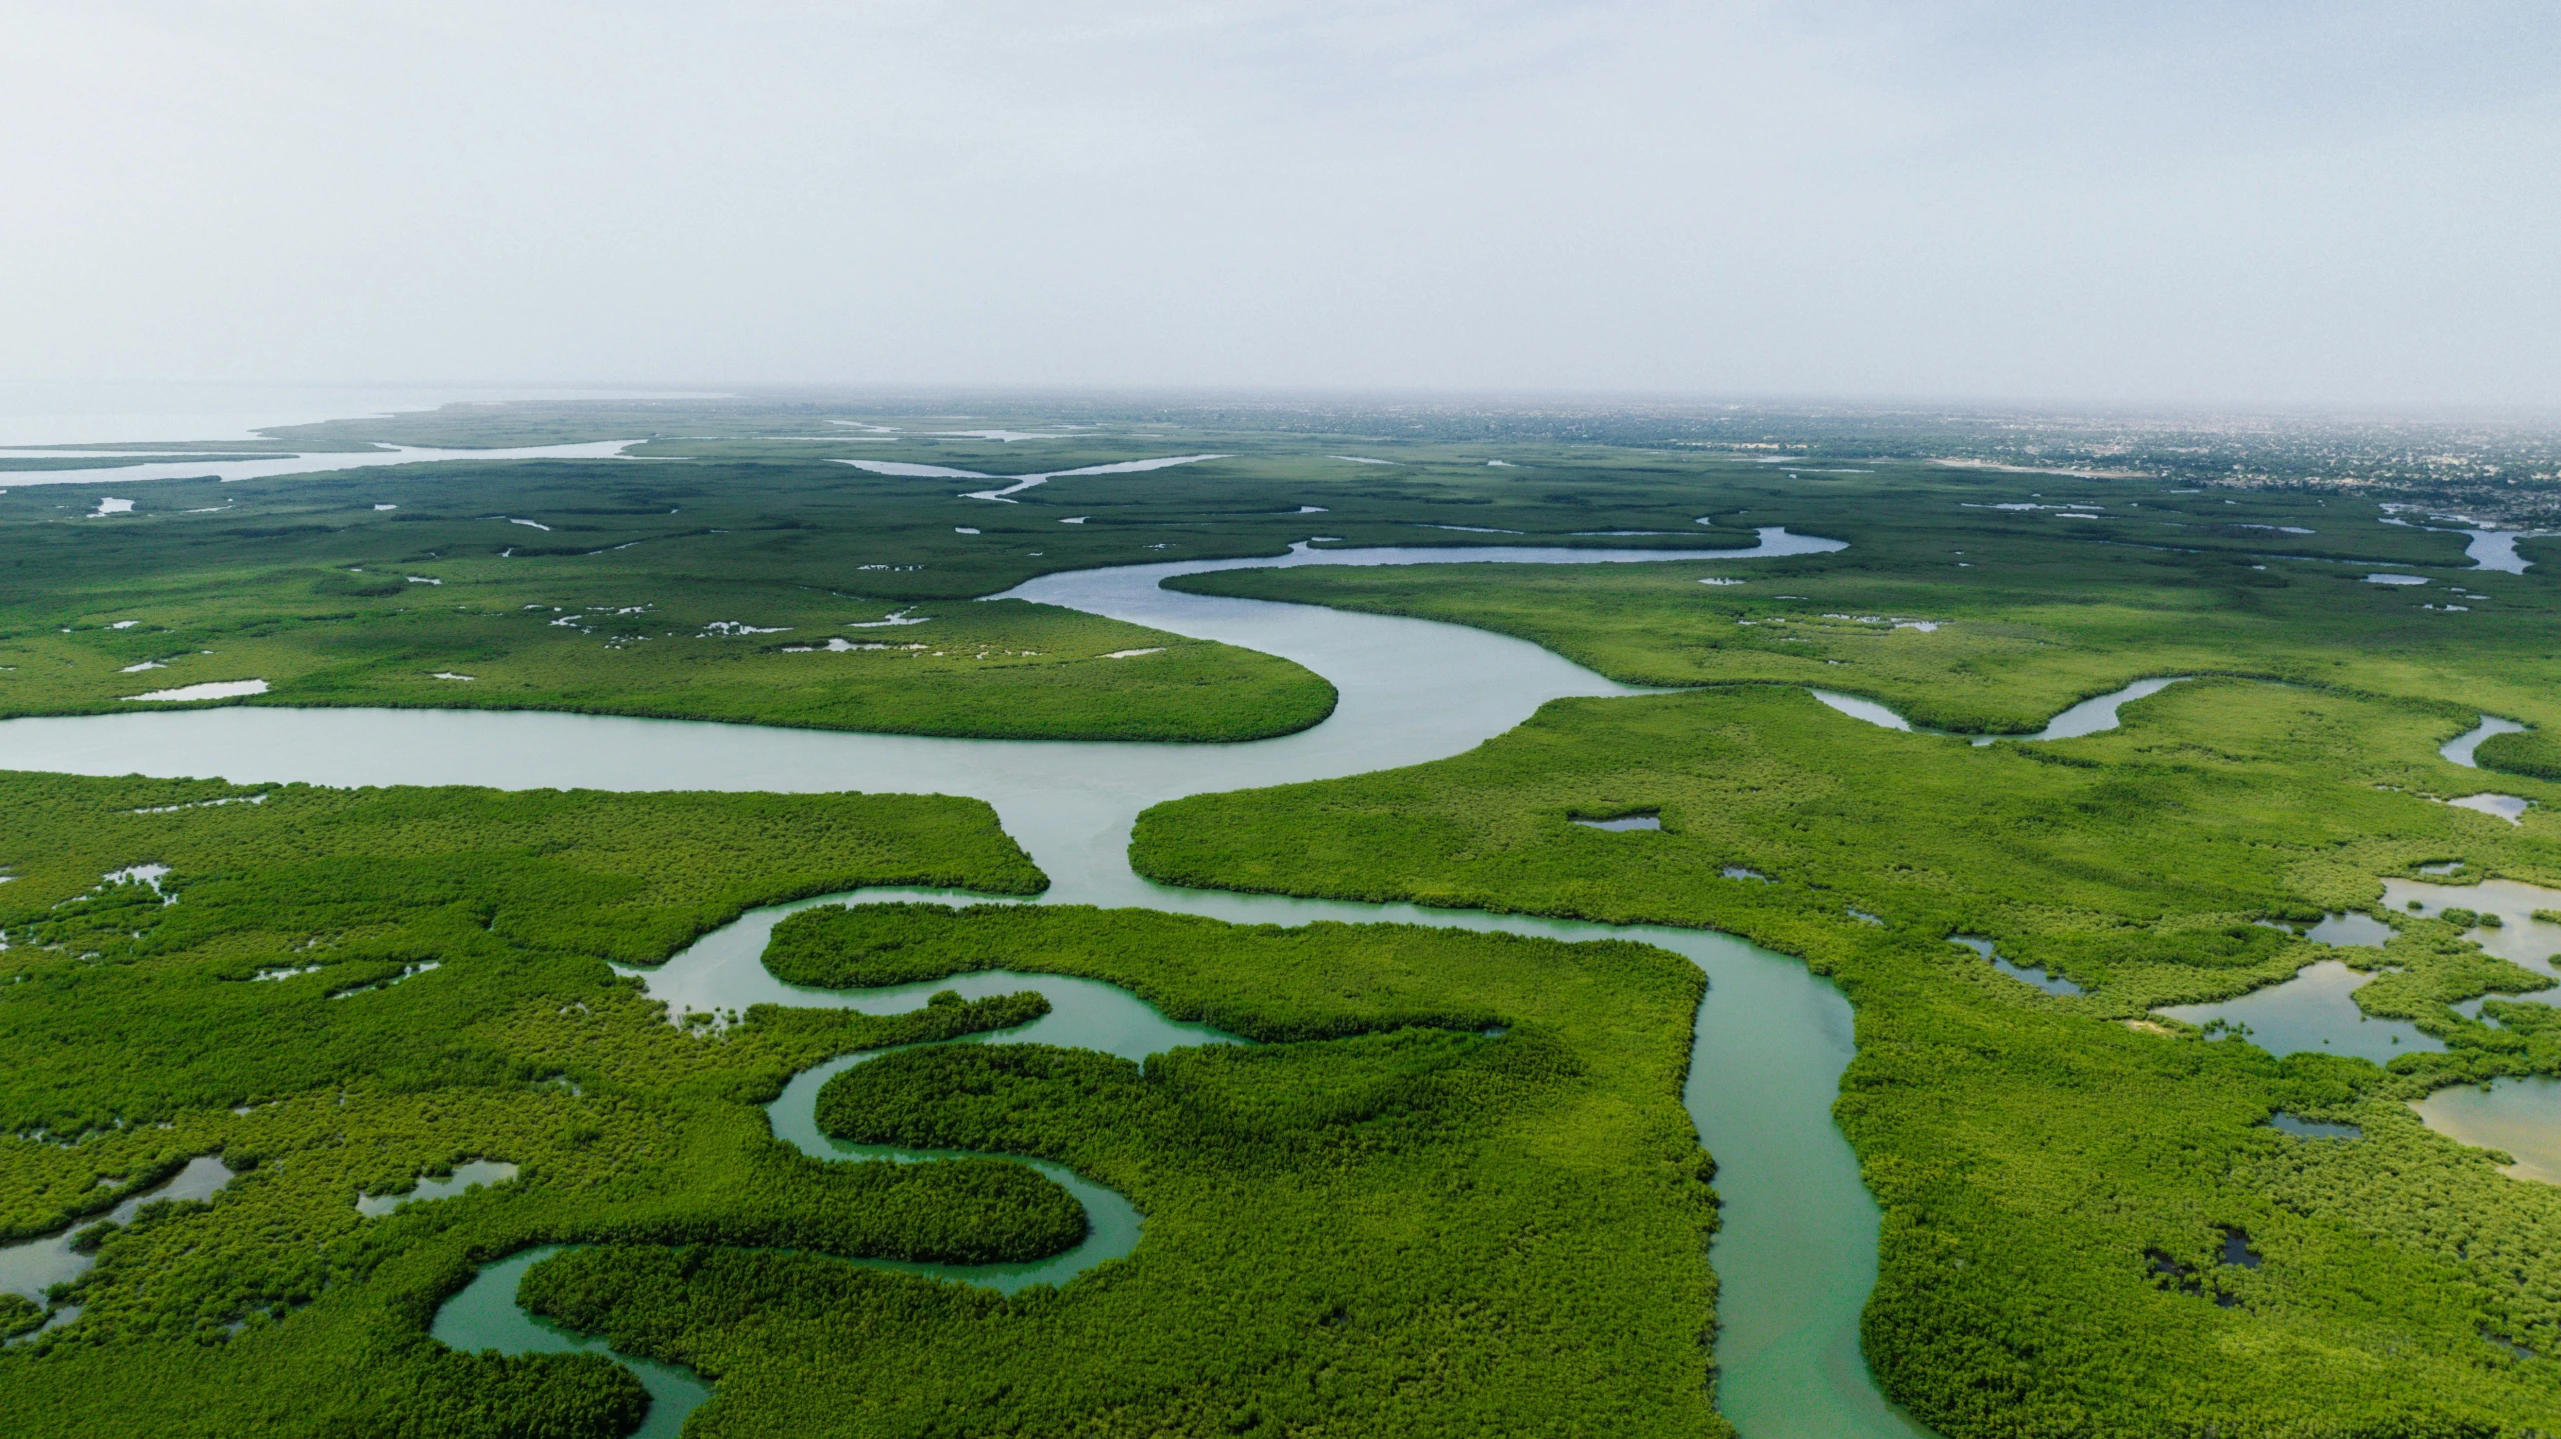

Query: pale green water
<box><xmin>2415</xmin><ymin>1078</ymin><xmax>2561</xmax><ymax>1186</ymax></box>
<box><xmin>0</xmin><ymin>533</ymin><xmax>1930</xmax><ymax>1438</ymax></box>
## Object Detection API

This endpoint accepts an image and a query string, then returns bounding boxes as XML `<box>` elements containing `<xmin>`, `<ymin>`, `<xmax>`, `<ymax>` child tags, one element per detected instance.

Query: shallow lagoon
<box><xmin>2416</xmin><ymin>1078</ymin><xmax>2561</xmax><ymax>1186</ymax></box>
<box><xmin>2385</xmin><ymin>877</ymin><xmax>2561</xmax><ymax>975</ymax></box>
<box><xmin>2157</xmin><ymin>960</ymin><xmax>2445</xmax><ymax>1064</ymax></box>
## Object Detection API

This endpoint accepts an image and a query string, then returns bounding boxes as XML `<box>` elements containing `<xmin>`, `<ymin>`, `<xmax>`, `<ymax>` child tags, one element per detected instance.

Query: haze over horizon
<box><xmin>5</xmin><ymin>2</ymin><xmax>2556</xmax><ymax>409</ymax></box>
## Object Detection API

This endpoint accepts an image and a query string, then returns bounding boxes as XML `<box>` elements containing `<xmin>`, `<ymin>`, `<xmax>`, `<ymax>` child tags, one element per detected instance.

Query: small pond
<box><xmin>2265</xmin><ymin>1113</ymin><xmax>2362</xmax><ymax>1140</ymax></box>
<box><xmin>2300</xmin><ymin>912</ymin><xmax>2394</xmax><ymax>947</ymax></box>
<box><xmin>2448</xmin><ymin>794</ymin><xmax>2532</xmax><ymax>825</ymax></box>
<box><xmin>2156</xmin><ymin>960</ymin><xmax>2445</xmax><ymax>1063</ymax></box>
<box><xmin>1950</xmin><ymin>935</ymin><xmax>2083</xmax><ymax>996</ymax></box>
<box><xmin>358</xmin><ymin>1161</ymin><xmax>520</xmax><ymax>1217</ymax></box>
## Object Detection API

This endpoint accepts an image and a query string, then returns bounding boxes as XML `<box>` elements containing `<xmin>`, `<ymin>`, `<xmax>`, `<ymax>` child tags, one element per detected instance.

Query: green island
<box><xmin>7</xmin><ymin>396</ymin><xmax>2561</xmax><ymax>1437</ymax></box>
<box><xmin>528</xmin><ymin>902</ymin><xmax>1722</xmax><ymax>1437</ymax></box>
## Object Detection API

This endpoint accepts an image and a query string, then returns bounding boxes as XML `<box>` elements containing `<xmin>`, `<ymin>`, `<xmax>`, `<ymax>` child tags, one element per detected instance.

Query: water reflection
<box><xmin>2301</xmin><ymin>912</ymin><xmax>2393</xmax><ymax>947</ymax></box>
<box><xmin>1574</xmin><ymin>812</ymin><xmax>1662</xmax><ymax>831</ymax></box>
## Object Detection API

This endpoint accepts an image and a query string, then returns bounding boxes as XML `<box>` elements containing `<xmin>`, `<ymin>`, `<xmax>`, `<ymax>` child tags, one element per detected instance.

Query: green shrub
<box><xmin>2478</xmin><ymin>728</ymin><xmax>2561</xmax><ymax>782</ymax></box>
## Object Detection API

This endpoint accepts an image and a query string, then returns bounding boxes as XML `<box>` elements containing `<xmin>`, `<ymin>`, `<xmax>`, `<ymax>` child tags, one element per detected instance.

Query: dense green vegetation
<box><xmin>15</xmin><ymin>398</ymin><xmax>2561</xmax><ymax>1435</ymax></box>
<box><xmin>13</xmin><ymin>398</ymin><xmax>2524</xmax><ymax>743</ymax></box>
<box><xmin>1131</xmin><ymin>679</ymin><xmax>2561</xmax><ymax>1433</ymax></box>
<box><xmin>519</xmin><ymin>902</ymin><xmax>1727</xmax><ymax>1438</ymax></box>
<box><xmin>2481</xmin><ymin>729</ymin><xmax>2561</xmax><ymax>783</ymax></box>
<box><xmin>0</xmin><ymin>401</ymin><xmax>1856</xmax><ymax>743</ymax></box>
<box><xmin>0</xmin><ymin>467</ymin><xmax>1344</xmax><ymax>740</ymax></box>
<box><xmin>0</xmin><ymin>770</ymin><xmax>1077</xmax><ymax>1438</ymax></box>
<box><xmin>1168</xmin><ymin>467</ymin><xmax>2554</xmax><ymax>739</ymax></box>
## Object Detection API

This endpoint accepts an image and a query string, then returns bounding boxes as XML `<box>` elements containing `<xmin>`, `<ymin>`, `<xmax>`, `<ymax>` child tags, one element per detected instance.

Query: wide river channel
<box><xmin>0</xmin><ymin>529</ymin><xmax>1937</xmax><ymax>1439</ymax></box>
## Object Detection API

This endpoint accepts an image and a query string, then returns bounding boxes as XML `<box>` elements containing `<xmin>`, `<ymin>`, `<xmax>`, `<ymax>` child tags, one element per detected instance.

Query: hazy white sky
<box><xmin>4</xmin><ymin>2</ymin><xmax>2555</xmax><ymax>405</ymax></box>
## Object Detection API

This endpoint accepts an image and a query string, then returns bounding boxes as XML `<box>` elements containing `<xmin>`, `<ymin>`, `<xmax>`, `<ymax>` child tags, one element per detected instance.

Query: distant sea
<box><xmin>0</xmin><ymin>381</ymin><xmax>719</xmax><ymax>447</ymax></box>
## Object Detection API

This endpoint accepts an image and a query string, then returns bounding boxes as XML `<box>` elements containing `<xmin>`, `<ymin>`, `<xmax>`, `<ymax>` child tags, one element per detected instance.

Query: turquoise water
<box><xmin>429</xmin><ymin>1247</ymin><xmax>710</xmax><ymax>1439</ymax></box>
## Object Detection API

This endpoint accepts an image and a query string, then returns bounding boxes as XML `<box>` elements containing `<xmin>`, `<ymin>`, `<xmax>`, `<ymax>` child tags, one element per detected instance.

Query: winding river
<box><xmin>0</xmin><ymin>527</ymin><xmax>1936</xmax><ymax>1438</ymax></box>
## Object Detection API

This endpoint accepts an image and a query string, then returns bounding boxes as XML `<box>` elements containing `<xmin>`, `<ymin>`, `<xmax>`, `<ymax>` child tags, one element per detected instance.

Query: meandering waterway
<box><xmin>0</xmin><ymin>528</ymin><xmax>1934</xmax><ymax>1438</ymax></box>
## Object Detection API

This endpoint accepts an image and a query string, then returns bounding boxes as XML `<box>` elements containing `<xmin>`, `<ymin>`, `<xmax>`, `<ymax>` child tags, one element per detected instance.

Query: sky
<box><xmin>3</xmin><ymin>2</ymin><xmax>2557</xmax><ymax>407</ymax></box>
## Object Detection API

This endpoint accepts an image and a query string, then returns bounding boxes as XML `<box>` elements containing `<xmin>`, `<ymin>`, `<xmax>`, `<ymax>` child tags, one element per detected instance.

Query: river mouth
<box><xmin>0</xmin><ymin>531</ymin><xmax>1936</xmax><ymax>1437</ymax></box>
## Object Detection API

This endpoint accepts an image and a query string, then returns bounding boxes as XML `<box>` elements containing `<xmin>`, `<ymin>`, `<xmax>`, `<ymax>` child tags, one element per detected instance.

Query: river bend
<box><xmin>0</xmin><ymin>529</ymin><xmax>1929</xmax><ymax>1439</ymax></box>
